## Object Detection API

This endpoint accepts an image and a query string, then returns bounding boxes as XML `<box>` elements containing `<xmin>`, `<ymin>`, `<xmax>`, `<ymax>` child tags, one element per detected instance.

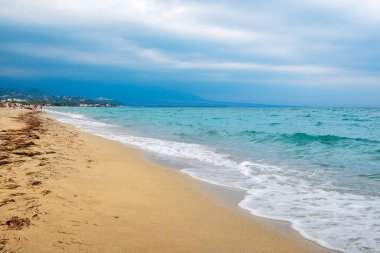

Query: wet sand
<box><xmin>0</xmin><ymin>109</ymin><xmax>335</xmax><ymax>252</ymax></box>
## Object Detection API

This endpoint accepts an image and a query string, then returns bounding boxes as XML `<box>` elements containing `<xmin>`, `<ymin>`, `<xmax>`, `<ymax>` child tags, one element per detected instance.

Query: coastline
<box><xmin>0</xmin><ymin>109</ymin><xmax>335</xmax><ymax>252</ymax></box>
<box><xmin>143</xmin><ymin>149</ymin><xmax>341</xmax><ymax>252</ymax></box>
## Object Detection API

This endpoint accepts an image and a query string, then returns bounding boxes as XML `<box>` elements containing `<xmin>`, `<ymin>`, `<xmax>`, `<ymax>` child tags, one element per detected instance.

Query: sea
<box><xmin>46</xmin><ymin>107</ymin><xmax>380</xmax><ymax>253</ymax></box>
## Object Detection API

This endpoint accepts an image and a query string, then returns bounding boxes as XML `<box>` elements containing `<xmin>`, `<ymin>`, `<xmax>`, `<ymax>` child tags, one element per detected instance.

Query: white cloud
<box><xmin>301</xmin><ymin>0</ymin><xmax>380</xmax><ymax>24</ymax></box>
<box><xmin>0</xmin><ymin>0</ymin><xmax>265</xmax><ymax>44</ymax></box>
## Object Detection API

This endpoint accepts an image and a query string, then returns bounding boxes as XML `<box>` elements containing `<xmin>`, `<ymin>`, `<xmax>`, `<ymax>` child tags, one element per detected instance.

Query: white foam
<box><xmin>47</xmin><ymin>109</ymin><xmax>380</xmax><ymax>253</ymax></box>
<box><xmin>47</xmin><ymin>110</ymin><xmax>87</xmax><ymax>120</ymax></box>
<box><xmin>237</xmin><ymin>161</ymin><xmax>380</xmax><ymax>252</ymax></box>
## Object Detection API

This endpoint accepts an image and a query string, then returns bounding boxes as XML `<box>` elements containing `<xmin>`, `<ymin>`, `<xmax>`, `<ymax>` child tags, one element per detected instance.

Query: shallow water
<box><xmin>47</xmin><ymin>107</ymin><xmax>380</xmax><ymax>253</ymax></box>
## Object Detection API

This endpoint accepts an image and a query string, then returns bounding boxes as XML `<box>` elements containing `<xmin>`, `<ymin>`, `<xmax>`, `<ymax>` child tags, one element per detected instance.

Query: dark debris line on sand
<box><xmin>0</xmin><ymin>111</ymin><xmax>92</xmax><ymax>252</ymax></box>
<box><xmin>0</xmin><ymin>111</ymin><xmax>56</xmax><ymax>252</ymax></box>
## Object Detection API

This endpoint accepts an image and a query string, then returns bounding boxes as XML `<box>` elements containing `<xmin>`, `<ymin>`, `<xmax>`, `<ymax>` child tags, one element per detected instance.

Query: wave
<box><xmin>205</xmin><ymin>130</ymin><xmax>219</xmax><ymax>136</ymax></box>
<box><xmin>359</xmin><ymin>173</ymin><xmax>380</xmax><ymax>181</ymax></box>
<box><xmin>240</xmin><ymin>130</ymin><xmax>378</xmax><ymax>146</ymax></box>
<box><xmin>343</xmin><ymin>117</ymin><xmax>370</xmax><ymax>122</ymax></box>
<box><xmin>239</xmin><ymin>130</ymin><xmax>266</xmax><ymax>136</ymax></box>
<box><xmin>47</xmin><ymin>110</ymin><xmax>87</xmax><ymax>119</ymax></box>
<box><xmin>280</xmin><ymin>133</ymin><xmax>347</xmax><ymax>145</ymax></box>
<box><xmin>278</xmin><ymin>133</ymin><xmax>379</xmax><ymax>146</ymax></box>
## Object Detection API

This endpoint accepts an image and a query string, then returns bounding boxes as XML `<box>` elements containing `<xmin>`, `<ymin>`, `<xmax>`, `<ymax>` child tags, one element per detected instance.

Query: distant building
<box><xmin>7</xmin><ymin>98</ymin><xmax>27</xmax><ymax>102</ymax></box>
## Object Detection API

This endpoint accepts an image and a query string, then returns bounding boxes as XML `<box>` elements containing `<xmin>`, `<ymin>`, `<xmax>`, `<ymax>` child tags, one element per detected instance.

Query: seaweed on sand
<box><xmin>4</xmin><ymin>217</ymin><xmax>30</xmax><ymax>230</ymax></box>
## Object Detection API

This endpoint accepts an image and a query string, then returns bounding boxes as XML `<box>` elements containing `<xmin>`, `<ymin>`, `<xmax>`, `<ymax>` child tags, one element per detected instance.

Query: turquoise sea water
<box><xmin>48</xmin><ymin>107</ymin><xmax>380</xmax><ymax>252</ymax></box>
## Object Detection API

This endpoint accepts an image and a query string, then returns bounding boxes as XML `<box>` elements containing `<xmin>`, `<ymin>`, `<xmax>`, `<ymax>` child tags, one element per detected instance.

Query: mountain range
<box><xmin>0</xmin><ymin>85</ymin><xmax>275</xmax><ymax>107</ymax></box>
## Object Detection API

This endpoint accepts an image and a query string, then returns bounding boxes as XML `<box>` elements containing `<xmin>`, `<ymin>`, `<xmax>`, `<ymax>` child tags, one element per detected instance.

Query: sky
<box><xmin>0</xmin><ymin>0</ymin><xmax>380</xmax><ymax>106</ymax></box>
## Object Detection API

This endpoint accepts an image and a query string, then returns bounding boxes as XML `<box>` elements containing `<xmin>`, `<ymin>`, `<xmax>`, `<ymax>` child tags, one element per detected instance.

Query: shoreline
<box><xmin>143</xmin><ymin>144</ymin><xmax>342</xmax><ymax>252</ymax></box>
<box><xmin>1</xmin><ymin>109</ymin><xmax>335</xmax><ymax>252</ymax></box>
<box><xmin>51</xmin><ymin>109</ymin><xmax>340</xmax><ymax>253</ymax></box>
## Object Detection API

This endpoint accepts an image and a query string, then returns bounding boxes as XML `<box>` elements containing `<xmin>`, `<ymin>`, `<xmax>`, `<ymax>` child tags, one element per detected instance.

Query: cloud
<box><xmin>0</xmin><ymin>1</ymin><xmax>265</xmax><ymax>44</ymax></box>
<box><xmin>0</xmin><ymin>67</ymin><xmax>37</xmax><ymax>78</ymax></box>
<box><xmin>1</xmin><ymin>41</ymin><xmax>341</xmax><ymax>76</ymax></box>
<box><xmin>300</xmin><ymin>0</ymin><xmax>380</xmax><ymax>24</ymax></box>
<box><xmin>0</xmin><ymin>0</ymin><xmax>379</xmax><ymax>89</ymax></box>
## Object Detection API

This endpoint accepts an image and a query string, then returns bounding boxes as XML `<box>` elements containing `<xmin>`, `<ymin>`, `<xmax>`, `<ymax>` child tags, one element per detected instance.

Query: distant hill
<box><xmin>0</xmin><ymin>87</ymin><xmax>123</xmax><ymax>106</ymax></box>
<box><xmin>0</xmin><ymin>85</ymin><xmax>277</xmax><ymax>107</ymax></box>
<box><xmin>68</xmin><ymin>85</ymin><xmax>274</xmax><ymax>107</ymax></box>
<box><xmin>0</xmin><ymin>88</ymin><xmax>50</xmax><ymax>100</ymax></box>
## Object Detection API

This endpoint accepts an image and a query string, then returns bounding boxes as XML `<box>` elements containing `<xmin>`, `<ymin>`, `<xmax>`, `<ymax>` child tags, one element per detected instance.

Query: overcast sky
<box><xmin>1</xmin><ymin>0</ymin><xmax>380</xmax><ymax>106</ymax></box>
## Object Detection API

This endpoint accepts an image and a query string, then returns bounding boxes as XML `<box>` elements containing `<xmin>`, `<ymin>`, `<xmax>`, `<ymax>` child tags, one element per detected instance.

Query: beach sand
<box><xmin>0</xmin><ymin>109</ymin><xmax>334</xmax><ymax>253</ymax></box>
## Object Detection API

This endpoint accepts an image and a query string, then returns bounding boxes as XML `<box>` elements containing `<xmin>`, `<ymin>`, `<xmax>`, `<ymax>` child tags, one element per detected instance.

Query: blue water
<box><xmin>47</xmin><ymin>107</ymin><xmax>380</xmax><ymax>252</ymax></box>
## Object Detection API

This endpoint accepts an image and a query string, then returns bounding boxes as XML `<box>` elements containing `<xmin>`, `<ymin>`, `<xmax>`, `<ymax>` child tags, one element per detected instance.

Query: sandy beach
<box><xmin>0</xmin><ymin>109</ymin><xmax>334</xmax><ymax>253</ymax></box>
